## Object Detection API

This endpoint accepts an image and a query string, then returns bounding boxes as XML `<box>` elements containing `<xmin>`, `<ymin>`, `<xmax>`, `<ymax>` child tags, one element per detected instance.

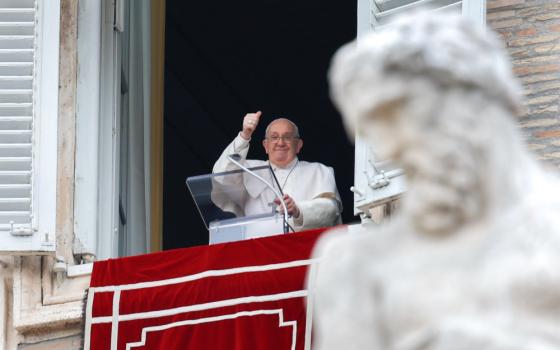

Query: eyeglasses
<box><xmin>266</xmin><ymin>135</ymin><xmax>299</xmax><ymax>143</ymax></box>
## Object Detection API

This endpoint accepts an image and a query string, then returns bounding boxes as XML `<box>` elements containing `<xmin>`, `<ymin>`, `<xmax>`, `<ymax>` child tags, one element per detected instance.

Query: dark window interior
<box><xmin>163</xmin><ymin>0</ymin><xmax>357</xmax><ymax>249</ymax></box>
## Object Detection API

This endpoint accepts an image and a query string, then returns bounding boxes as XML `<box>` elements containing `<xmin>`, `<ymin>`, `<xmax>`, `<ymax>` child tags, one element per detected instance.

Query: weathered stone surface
<box><xmin>521</xmin><ymin>73</ymin><xmax>560</xmax><ymax>84</ymax></box>
<box><xmin>528</xmin><ymin>105</ymin><xmax>560</xmax><ymax>116</ymax></box>
<box><xmin>514</xmin><ymin>64</ymin><xmax>560</xmax><ymax>76</ymax></box>
<box><xmin>526</xmin><ymin>95</ymin><xmax>559</xmax><ymax>105</ymax></box>
<box><xmin>527</xmin><ymin>143</ymin><xmax>547</xmax><ymax>150</ymax></box>
<box><xmin>515</xmin><ymin>27</ymin><xmax>538</xmax><ymax>36</ymax></box>
<box><xmin>508</xmin><ymin>34</ymin><xmax>560</xmax><ymax>47</ymax></box>
<box><xmin>487</xmin><ymin>9</ymin><xmax>516</xmax><ymax>20</ymax></box>
<box><xmin>492</xmin><ymin>18</ymin><xmax>523</xmax><ymax>29</ymax></box>
<box><xmin>18</xmin><ymin>335</ymin><xmax>82</xmax><ymax>350</ymax></box>
<box><xmin>508</xmin><ymin>47</ymin><xmax>530</xmax><ymax>58</ymax></box>
<box><xmin>517</xmin><ymin>4</ymin><xmax>560</xmax><ymax>18</ymax></box>
<box><xmin>514</xmin><ymin>54</ymin><xmax>560</xmax><ymax>65</ymax></box>
<box><xmin>520</xmin><ymin>118</ymin><xmax>559</xmax><ymax>128</ymax></box>
<box><xmin>531</xmin><ymin>12</ymin><xmax>560</xmax><ymax>21</ymax></box>
<box><xmin>487</xmin><ymin>0</ymin><xmax>524</xmax><ymax>10</ymax></box>
<box><xmin>488</xmin><ymin>0</ymin><xmax>560</xmax><ymax>168</ymax></box>
<box><xmin>536</xmin><ymin>130</ymin><xmax>560</xmax><ymax>138</ymax></box>
<box><xmin>534</xmin><ymin>43</ymin><xmax>560</xmax><ymax>54</ymax></box>
<box><xmin>524</xmin><ymin>81</ymin><xmax>560</xmax><ymax>95</ymax></box>
<box><xmin>542</xmin><ymin>151</ymin><xmax>560</xmax><ymax>159</ymax></box>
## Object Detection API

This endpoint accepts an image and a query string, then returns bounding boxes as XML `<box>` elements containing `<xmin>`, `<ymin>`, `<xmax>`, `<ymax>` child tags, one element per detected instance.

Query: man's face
<box><xmin>262</xmin><ymin>120</ymin><xmax>303</xmax><ymax>167</ymax></box>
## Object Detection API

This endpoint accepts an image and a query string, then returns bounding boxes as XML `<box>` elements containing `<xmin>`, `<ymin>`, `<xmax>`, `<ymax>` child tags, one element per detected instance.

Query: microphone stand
<box><xmin>227</xmin><ymin>154</ymin><xmax>290</xmax><ymax>234</ymax></box>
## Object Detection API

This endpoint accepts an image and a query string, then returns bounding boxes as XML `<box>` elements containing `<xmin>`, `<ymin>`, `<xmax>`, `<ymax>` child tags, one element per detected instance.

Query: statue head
<box><xmin>329</xmin><ymin>11</ymin><xmax>529</xmax><ymax>235</ymax></box>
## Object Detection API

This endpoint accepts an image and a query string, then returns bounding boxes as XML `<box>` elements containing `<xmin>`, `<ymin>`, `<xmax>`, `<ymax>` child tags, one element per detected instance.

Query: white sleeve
<box><xmin>212</xmin><ymin>133</ymin><xmax>251</xmax><ymax>174</ymax></box>
<box><xmin>210</xmin><ymin>133</ymin><xmax>251</xmax><ymax>216</ymax></box>
<box><xmin>293</xmin><ymin>197</ymin><xmax>340</xmax><ymax>229</ymax></box>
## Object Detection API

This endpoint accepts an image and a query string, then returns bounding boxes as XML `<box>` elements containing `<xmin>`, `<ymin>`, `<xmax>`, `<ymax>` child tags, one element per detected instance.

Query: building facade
<box><xmin>0</xmin><ymin>0</ymin><xmax>165</xmax><ymax>348</ymax></box>
<box><xmin>488</xmin><ymin>0</ymin><xmax>560</xmax><ymax>168</ymax></box>
<box><xmin>0</xmin><ymin>0</ymin><xmax>558</xmax><ymax>348</ymax></box>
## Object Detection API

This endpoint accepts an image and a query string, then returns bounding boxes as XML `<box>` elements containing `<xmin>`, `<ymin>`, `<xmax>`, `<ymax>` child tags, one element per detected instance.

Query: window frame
<box><xmin>74</xmin><ymin>0</ymin><xmax>153</xmax><ymax>260</ymax></box>
<box><xmin>352</xmin><ymin>0</ymin><xmax>486</xmax><ymax>219</ymax></box>
<box><xmin>73</xmin><ymin>0</ymin><xmax>122</xmax><ymax>260</ymax></box>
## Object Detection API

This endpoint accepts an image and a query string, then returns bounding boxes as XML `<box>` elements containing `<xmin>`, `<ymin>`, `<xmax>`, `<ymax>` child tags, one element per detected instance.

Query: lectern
<box><xmin>186</xmin><ymin>165</ymin><xmax>286</xmax><ymax>244</ymax></box>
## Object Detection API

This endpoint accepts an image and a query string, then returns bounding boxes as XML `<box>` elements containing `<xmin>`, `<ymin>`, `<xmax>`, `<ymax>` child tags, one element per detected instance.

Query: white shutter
<box><xmin>352</xmin><ymin>0</ymin><xmax>485</xmax><ymax>217</ymax></box>
<box><xmin>0</xmin><ymin>0</ymin><xmax>34</xmax><ymax>234</ymax></box>
<box><xmin>372</xmin><ymin>0</ymin><xmax>462</xmax><ymax>28</ymax></box>
<box><xmin>0</xmin><ymin>0</ymin><xmax>59</xmax><ymax>253</ymax></box>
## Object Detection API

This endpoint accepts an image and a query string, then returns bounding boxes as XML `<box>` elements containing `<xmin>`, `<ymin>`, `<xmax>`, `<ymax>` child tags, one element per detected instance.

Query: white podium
<box><xmin>208</xmin><ymin>213</ymin><xmax>285</xmax><ymax>243</ymax></box>
<box><xmin>186</xmin><ymin>165</ymin><xmax>287</xmax><ymax>244</ymax></box>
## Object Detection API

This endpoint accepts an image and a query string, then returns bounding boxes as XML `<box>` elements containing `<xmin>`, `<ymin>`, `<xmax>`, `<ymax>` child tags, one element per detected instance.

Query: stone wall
<box><xmin>487</xmin><ymin>0</ymin><xmax>560</xmax><ymax>169</ymax></box>
<box><xmin>17</xmin><ymin>335</ymin><xmax>82</xmax><ymax>350</ymax></box>
<box><xmin>0</xmin><ymin>1</ymin><xmax>87</xmax><ymax>349</ymax></box>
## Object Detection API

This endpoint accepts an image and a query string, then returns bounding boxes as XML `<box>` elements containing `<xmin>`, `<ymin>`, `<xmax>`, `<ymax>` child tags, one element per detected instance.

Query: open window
<box><xmin>73</xmin><ymin>0</ymin><xmax>162</xmax><ymax>260</ymax></box>
<box><xmin>353</xmin><ymin>0</ymin><xmax>486</xmax><ymax>219</ymax></box>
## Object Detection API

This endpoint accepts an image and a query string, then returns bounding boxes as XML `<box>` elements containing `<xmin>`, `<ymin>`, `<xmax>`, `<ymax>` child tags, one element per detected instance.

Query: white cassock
<box><xmin>212</xmin><ymin>134</ymin><xmax>342</xmax><ymax>238</ymax></box>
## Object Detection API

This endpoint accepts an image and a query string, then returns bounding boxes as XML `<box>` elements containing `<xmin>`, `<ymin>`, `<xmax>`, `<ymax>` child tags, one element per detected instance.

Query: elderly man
<box><xmin>213</xmin><ymin>111</ymin><xmax>341</xmax><ymax>238</ymax></box>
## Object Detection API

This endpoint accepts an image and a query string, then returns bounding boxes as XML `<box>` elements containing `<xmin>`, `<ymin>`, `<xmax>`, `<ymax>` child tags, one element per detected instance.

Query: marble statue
<box><xmin>312</xmin><ymin>11</ymin><xmax>560</xmax><ymax>350</ymax></box>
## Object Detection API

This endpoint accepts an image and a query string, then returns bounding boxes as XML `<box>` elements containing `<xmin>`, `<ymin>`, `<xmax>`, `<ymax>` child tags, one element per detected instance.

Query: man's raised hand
<box><xmin>240</xmin><ymin>111</ymin><xmax>262</xmax><ymax>140</ymax></box>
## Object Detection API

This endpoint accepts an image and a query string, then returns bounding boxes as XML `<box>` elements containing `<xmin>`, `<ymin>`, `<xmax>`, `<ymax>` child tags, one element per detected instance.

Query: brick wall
<box><xmin>487</xmin><ymin>0</ymin><xmax>560</xmax><ymax>168</ymax></box>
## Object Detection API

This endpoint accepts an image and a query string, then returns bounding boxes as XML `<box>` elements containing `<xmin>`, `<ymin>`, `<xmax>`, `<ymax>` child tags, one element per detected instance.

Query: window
<box><xmin>74</xmin><ymin>0</ymin><xmax>153</xmax><ymax>260</ymax></box>
<box><xmin>0</xmin><ymin>0</ymin><xmax>59</xmax><ymax>253</ymax></box>
<box><xmin>353</xmin><ymin>0</ymin><xmax>486</xmax><ymax>218</ymax></box>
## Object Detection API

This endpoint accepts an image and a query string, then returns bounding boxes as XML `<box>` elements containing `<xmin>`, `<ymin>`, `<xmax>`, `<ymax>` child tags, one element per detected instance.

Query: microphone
<box><xmin>226</xmin><ymin>154</ymin><xmax>290</xmax><ymax>234</ymax></box>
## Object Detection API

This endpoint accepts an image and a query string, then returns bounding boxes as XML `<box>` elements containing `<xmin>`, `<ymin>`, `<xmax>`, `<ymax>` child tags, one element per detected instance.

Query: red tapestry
<box><xmin>84</xmin><ymin>227</ymin><xmax>337</xmax><ymax>350</ymax></box>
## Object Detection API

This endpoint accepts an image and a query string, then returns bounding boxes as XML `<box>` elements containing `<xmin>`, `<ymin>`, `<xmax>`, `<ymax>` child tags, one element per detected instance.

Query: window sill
<box><xmin>67</xmin><ymin>263</ymin><xmax>93</xmax><ymax>277</ymax></box>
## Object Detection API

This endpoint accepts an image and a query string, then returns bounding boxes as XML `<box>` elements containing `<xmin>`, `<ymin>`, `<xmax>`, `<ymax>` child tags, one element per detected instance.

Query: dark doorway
<box><xmin>163</xmin><ymin>0</ymin><xmax>357</xmax><ymax>249</ymax></box>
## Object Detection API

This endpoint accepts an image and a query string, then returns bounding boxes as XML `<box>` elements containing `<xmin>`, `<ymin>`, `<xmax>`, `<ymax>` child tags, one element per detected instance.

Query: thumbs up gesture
<box><xmin>240</xmin><ymin>111</ymin><xmax>262</xmax><ymax>140</ymax></box>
